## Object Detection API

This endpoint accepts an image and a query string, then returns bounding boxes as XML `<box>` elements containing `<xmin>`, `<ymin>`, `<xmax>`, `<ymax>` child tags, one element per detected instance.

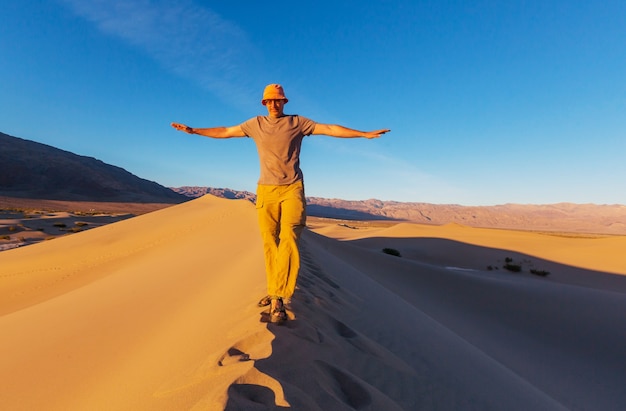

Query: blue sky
<box><xmin>1</xmin><ymin>0</ymin><xmax>625</xmax><ymax>205</ymax></box>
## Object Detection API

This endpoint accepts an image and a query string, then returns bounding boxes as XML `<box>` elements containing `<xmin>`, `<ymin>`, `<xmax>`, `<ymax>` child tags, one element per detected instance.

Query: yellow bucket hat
<box><xmin>261</xmin><ymin>84</ymin><xmax>288</xmax><ymax>105</ymax></box>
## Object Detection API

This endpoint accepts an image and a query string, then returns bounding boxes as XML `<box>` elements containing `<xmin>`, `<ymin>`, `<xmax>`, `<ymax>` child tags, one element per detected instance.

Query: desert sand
<box><xmin>1</xmin><ymin>195</ymin><xmax>625</xmax><ymax>410</ymax></box>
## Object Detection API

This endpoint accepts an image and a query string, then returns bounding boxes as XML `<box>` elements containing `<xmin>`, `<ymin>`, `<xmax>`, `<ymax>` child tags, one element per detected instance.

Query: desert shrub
<box><xmin>382</xmin><ymin>247</ymin><xmax>401</xmax><ymax>257</ymax></box>
<box><xmin>53</xmin><ymin>223</ymin><xmax>67</xmax><ymax>228</ymax></box>
<box><xmin>503</xmin><ymin>257</ymin><xmax>521</xmax><ymax>272</ymax></box>
<box><xmin>495</xmin><ymin>256</ymin><xmax>549</xmax><ymax>277</ymax></box>
<box><xmin>74</xmin><ymin>210</ymin><xmax>99</xmax><ymax>216</ymax></box>
<box><xmin>0</xmin><ymin>235</ymin><xmax>10</xmax><ymax>241</ymax></box>
<box><xmin>75</xmin><ymin>222</ymin><xmax>89</xmax><ymax>227</ymax></box>
<box><xmin>503</xmin><ymin>263</ymin><xmax>522</xmax><ymax>272</ymax></box>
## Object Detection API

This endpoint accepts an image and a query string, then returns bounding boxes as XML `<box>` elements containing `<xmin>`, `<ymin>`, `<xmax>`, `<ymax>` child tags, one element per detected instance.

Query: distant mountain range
<box><xmin>3</xmin><ymin>131</ymin><xmax>626</xmax><ymax>234</ymax></box>
<box><xmin>172</xmin><ymin>187</ymin><xmax>626</xmax><ymax>235</ymax></box>
<box><xmin>0</xmin><ymin>132</ymin><xmax>186</xmax><ymax>203</ymax></box>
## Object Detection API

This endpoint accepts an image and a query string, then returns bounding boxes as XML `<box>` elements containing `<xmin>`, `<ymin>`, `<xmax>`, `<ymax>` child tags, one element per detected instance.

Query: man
<box><xmin>172</xmin><ymin>84</ymin><xmax>389</xmax><ymax>323</ymax></box>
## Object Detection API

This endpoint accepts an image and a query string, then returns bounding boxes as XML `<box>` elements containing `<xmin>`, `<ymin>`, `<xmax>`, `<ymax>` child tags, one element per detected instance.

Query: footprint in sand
<box><xmin>314</xmin><ymin>360</ymin><xmax>373</xmax><ymax>410</ymax></box>
<box><xmin>313</xmin><ymin>360</ymin><xmax>405</xmax><ymax>411</ymax></box>
<box><xmin>218</xmin><ymin>347</ymin><xmax>251</xmax><ymax>367</ymax></box>
<box><xmin>154</xmin><ymin>331</ymin><xmax>272</xmax><ymax>399</ymax></box>
<box><xmin>217</xmin><ymin>331</ymin><xmax>273</xmax><ymax>367</ymax></box>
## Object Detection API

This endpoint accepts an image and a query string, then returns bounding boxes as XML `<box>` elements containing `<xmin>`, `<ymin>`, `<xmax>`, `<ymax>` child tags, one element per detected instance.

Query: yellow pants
<box><xmin>256</xmin><ymin>181</ymin><xmax>306</xmax><ymax>299</ymax></box>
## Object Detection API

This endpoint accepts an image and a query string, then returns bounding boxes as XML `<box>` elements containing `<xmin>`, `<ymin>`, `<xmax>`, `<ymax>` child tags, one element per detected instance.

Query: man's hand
<box><xmin>171</xmin><ymin>122</ymin><xmax>193</xmax><ymax>133</ymax></box>
<box><xmin>363</xmin><ymin>129</ymin><xmax>391</xmax><ymax>139</ymax></box>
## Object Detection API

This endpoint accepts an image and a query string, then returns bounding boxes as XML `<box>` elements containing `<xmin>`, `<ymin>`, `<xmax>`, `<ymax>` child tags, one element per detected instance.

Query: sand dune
<box><xmin>1</xmin><ymin>195</ymin><xmax>625</xmax><ymax>410</ymax></box>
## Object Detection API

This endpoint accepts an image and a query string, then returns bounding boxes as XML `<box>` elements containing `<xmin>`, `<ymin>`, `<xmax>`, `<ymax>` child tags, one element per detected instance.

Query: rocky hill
<box><xmin>172</xmin><ymin>186</ymin><xmax>256</xmax><ymax>202</ymax></box>
<box><xmin>0</xmin><ymin>132</ymin><xmax>186</xmax><ymax>203</ymax></box>
<box><xmin>307</xmin><ymin>198</ymin><xmax>626</xmax><ymax>234</ymax></box>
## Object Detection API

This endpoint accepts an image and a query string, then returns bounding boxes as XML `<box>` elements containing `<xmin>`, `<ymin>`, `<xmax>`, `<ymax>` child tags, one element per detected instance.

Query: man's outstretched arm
<box><xmin>312</xmin><ymin>124</ymin><xmax>390</xmax><ymax>139</ymax></box>
<box><xmin>171</xmin><ymin>122</ymin><xmax>246</xmax><ymax>138</ymax></box>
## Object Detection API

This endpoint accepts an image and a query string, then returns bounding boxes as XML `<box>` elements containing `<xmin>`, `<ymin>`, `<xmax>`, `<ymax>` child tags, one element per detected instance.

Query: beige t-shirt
<box><xmin>240</xmin><ymin>115</ymin><xmax>316</xmax><ymax>185</ymax></box>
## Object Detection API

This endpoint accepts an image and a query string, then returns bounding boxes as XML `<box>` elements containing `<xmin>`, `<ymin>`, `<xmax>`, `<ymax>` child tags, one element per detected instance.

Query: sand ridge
<box><xmin>1</xmin><ymin>195</ymin><xmax>625</xmax><ymax>410</ymax></box>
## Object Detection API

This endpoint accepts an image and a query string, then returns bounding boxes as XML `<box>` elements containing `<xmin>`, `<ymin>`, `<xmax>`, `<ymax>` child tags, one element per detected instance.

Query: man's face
<box><xmin>265</xmin><ymin>99</ymin><xmax>285</xmax><ymax>118</ymax></box>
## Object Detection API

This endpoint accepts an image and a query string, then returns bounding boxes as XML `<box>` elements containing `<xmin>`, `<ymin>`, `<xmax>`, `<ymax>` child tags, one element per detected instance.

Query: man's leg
<box><xmin>275</xmin><ymin>181</ymin><xmax>306</xmax><ymax>299</ymax></box>
<box><xmin>256</xmin><ymin>184</ymin><xmax>281</xmax><ymax>297</ymax></box>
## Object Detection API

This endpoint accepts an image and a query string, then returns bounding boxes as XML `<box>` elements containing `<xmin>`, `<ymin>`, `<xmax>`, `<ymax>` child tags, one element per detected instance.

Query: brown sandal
<box><xmin>257</xmin><ymin>295</ymin><xmax>272</xmax><ymax>307</ymax></box>
<box><xmin>270</xmin><ymin>298</ymin><xmax>287</xmax><ymax>324</ymax></box>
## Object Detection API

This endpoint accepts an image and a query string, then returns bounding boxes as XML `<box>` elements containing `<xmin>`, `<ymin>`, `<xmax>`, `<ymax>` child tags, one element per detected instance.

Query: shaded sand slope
<box><xmin>239</xmin><ymin>233</ymin><xmax>569</xmax><ymax>411</ymax></box>
<box><xmin>1</xmin><ymin>196</ymin><xmax>625</xmax><ymax>410</ymax></box>
<box><xmin>307</xmin><ymin>223</ymin><xmax>626</xmax><ymax>410</ymax></box>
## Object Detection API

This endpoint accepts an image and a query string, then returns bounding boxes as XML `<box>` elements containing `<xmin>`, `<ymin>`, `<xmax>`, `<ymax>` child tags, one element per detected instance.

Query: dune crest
<box><xmin>1</xmin><ymin>196</ymin><xmax>625</xmax><ymax>410</ymax></box>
